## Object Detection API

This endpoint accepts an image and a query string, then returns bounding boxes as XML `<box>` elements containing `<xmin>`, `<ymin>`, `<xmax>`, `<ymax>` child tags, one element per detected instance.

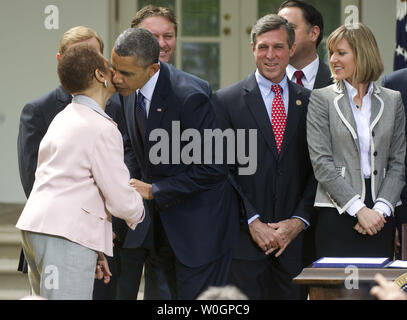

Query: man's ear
<box><xmin>309</xmin><ymin>25</ymin><xmax>320</xmax><ymax>43</ymax></box>
<box><xmin>56</xmin><ymin>52</ymin><xmax>61</xmax><ymax>61</ymax></box>
<box><xmin>149</xmin><ymin>63</ymin><xmax>160</xmax><ymax>77</ymax></box>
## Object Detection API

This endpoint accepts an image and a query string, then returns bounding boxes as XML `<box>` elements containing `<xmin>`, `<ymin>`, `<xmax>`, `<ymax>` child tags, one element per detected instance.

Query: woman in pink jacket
<box><xmin>16</xmin><ymin>44</ymin><xmax>145</xmax><ymax>300</ymax></box>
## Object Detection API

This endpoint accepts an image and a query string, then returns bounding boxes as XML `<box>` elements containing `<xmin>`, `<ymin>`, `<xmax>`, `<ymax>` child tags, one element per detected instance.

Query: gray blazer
<box><xmin>307</xmin><ymin>81</ymin><xmax>406</xmax><ymax>214</ymax></box>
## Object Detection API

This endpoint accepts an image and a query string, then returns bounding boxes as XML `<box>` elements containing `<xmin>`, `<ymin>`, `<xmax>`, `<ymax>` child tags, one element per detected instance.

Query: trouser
<box><xmin>21</xmin><ymin>230</ymin><xmax>97</xmax><ymax>300</ymax></box>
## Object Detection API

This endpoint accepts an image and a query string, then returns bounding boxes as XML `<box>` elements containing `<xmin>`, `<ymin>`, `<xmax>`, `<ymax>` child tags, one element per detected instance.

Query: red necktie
<box><xmin>271</xmin><ymin>84</ymin><xmax>286</xmax><ymax>154</ymax></box>
<box><xmin>294</xmin><ymin>70</ymin><xmax>304</xmax><ymax>87</ymax></box>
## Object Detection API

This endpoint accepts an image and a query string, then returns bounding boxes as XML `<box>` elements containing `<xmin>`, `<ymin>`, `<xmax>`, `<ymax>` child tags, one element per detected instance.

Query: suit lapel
<box><xmin>370</xmin><ymin>84</ymin><xmax>384</xmax><ymax>130</ymax></box>
<box><xmin>243</xmin><ymin>74</ymin><xmax>279</xmax><ymax>160</ymax></box>
<box><xmin>278</xmin><ymin>82</ymin><xmax>305</xmax><ymax>160</ymax></box>
<box><xmin>314</xmin><ymin>60</ymin><xmax>333</xmax><ymax>89</ymax></box>
<box><xmin>146</xmin><ymin>63</ymin><xmax>170</xmax><ymax>136</ymax></box>
<box><xmin>123</xmin><ymin>92</ymin><xmax>145</xmax><ymax>163</ymax></box>
<box><xmin>333</xmin><ymin>82</ymin><xmax>359</xmax><ymax>147</ymax></box>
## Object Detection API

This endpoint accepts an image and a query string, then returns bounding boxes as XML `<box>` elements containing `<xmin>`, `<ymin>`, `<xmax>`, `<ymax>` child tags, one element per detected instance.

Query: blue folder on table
<box><xmin>313</xmin><ymin>257</ymin><xmax>390</xmax><ymax>268</ymax></box>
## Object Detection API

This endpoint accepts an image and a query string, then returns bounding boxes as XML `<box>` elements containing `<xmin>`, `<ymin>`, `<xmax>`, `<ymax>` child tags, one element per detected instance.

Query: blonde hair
<box><xmin>58</xmin><ymin>26</ymin><xmax>104</xmax><ymax>55</ymax></box>
<box><xmin>327</xmin><ymin>23</ymin><xmax>384</xmax><ymax>84</ymax></box>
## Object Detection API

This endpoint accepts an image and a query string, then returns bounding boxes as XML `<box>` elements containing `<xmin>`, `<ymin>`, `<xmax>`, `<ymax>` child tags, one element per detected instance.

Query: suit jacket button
<box><xmin>373</xmin><ymin>170</ymin><xmax>378</xmax><ymax>175</ymax></box>
<box><xmin>372</xmin><ymin>131</ymin><xmax>375</xmax><ymax>137</ymax></box>
<box><xmin>373</xmin><ymin>151</ymin><xmax>378</xmax><ymax>157</ymax></box>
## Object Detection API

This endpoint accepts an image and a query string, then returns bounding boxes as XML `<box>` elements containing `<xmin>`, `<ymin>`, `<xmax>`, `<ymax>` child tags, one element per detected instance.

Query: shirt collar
<box><xmin>286</xmin><ymin>55</ymin><xmax>319</xmax><ymax>82</ymax></box>
<box><xmin>343</xmin><ymin>80</ymin><xmax>374</xmax><ymax>100</ymax></box>
<box><xmin>255</xmin><ymin>69</ymin><xmax>288</xmax><ymax>97</ymax></box>
<box><xmin>72</xmin><ymin>95</ymin><xmax>111</xmax><ymax>120</ymax></box>
<box><xmin>138</xmin><ymin>62</ymin><xmax>160</xmax><ymax>101</ymax></box>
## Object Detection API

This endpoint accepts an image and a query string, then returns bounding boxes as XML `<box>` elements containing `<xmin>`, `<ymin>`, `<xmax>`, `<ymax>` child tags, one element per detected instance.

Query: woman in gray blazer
<box><xmin>307</xmin><ymin>23</ymin><xmax>406</xmax><ymax>258</ymax></box>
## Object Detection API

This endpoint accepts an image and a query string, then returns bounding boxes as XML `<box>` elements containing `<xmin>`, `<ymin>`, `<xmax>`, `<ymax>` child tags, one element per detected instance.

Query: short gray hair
<box><xmin>113</xmin><ymin>28</ymin><xmax>159</xmax><ymax>67</ymax></box>
<box><xmin>251</xmin><ymin>14</ymin><xmax>295</xmax><ymax>49</ymax></box>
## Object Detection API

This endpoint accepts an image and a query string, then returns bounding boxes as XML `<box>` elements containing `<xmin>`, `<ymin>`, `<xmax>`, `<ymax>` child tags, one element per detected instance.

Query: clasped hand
<box><xmin>353</xmin><ymin>207</ymin><xmax>386</xmax><ymax>236</ymax></box>
<box><xmin>249</xmin><ymin>218</ymin><xmax>304</xmax><ymax>257</ymax></box>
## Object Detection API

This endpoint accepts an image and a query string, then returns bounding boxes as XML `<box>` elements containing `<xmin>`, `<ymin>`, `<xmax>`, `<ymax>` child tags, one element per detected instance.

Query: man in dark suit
<box><xmin>212</xmin><ymin>14</ymin><xmax>316</xmax><ymax>299</ymax></box>
<box><xmin>110</xmin><ymin>28</ymin><xmax>239</xmax><ymax>300</ymax></box>
<box><xmin>17</xmin><ymin>26</ymin><xmax>121</xmax><ymax>300</ymax></box>
<box><xmin>278</xmin><ymin>0</ymin><xmax>332</xmax><ymax>90</ymax></box>
<box><xmin>382</xmin><ymin>68</ymin><xmax>407</xmax><ymax>257</ymax></box>
<box><xmin>111</xmin><ymin>5</ymin><xmax>181</xmax><ymax>300</ymax></box>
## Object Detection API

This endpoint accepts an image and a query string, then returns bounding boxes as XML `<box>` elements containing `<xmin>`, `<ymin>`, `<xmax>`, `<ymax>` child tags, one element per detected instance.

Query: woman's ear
<box><xmin>94</xmin><ymin>69</ymin><xmax>106</xmax><ymax>84</ymax></box>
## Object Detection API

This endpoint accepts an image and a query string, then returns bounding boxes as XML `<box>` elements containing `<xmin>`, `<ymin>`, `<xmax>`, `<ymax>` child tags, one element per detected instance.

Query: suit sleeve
<box><xmin>376</xmin><ymin>92</ymin><xmax>406</xmax><ymax>211</ymax></box>
<box><xmin>381</xmin><ymin>75</ymin><xmax>388</xmax><ymax>87</ymax></box>
<box><xmin>17</xmin><ymin>103</ymin><xmax>47</xmax><ymax>198</ymax></box>
<box><xmin>91</xmin><ymin>125</ymin><xmax>145</xmax><ymax>229</ymax></box>
<box><xmin>152</xmin><ymin>92</ymin><xmax>229</xmax><ymax>209</ymax></box>
<box><xmin>211</xmin><ymin>92</ymin><xmax>258</xmax><ymax>221</ymax></box>
<box><xmin>381</xmin><ymin>75</ymin><xmax>407</xmax><ymax>205</ymax></box>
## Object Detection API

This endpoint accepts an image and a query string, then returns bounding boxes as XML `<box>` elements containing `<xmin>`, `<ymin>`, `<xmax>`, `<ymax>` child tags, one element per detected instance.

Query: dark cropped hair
<box><xmin>279</xmin><ymin>0</ymin><xmax>324</xmax><ymax>47</ymax></box>
<box><xmin>57</xmin><ymin>44</ymin><xmax>107</xmax><ymax>94</ymax></box>
<box><xmin>113</xmin><ymin>28</ymin><xmax>159</xmax><ymax>68</ymax></box>
<box><xmin>251</xmin><ymin>14</ymin><xmax>295</xmax><ymax>49</ymax></box>
<box><xmin>131</xmin><ymin>5</ymin><xmax>178</xmax><ymax>36</ymax></box>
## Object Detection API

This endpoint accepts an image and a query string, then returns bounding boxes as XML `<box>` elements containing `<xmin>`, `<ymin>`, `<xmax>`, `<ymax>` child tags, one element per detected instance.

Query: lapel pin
<box><xmin>296</xmin><ymin>100</ymin><xmax>302</xmax><ymax>107</ymax></box>
<box><xmin>157</xmin><ymin>108</ymin><xmax>162</xmax><ymax>112</ymax></box>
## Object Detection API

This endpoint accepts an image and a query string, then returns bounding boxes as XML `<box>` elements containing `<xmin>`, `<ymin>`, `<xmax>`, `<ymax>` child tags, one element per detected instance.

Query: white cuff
<box><xmin>373</xmin><ymin>201</ymin><xmax>392</xmax><ymax>217</ymax></box>
<box><xmin>347</xmin><ymin>199</ymin><xmax>365</xmax><ymax>217</ymax></box>
<box><xmin>248</xmin><ymin>214</ymin><xmax>260</xmax><ymax>225</ymax></box>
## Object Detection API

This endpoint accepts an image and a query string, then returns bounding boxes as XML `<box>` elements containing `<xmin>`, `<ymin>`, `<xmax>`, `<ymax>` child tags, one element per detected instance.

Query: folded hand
<box><xmin>267</xmin><ymin>218</ymin><xmax>305</xmax><ymax>257</ymax></box>
<box><xmin>249</xmin><ymin>218</ymin><xmax>279</xmax><ymax>254</ymax></box>
<box><xmin>354</xmin><ymin>207</ymin><xmax>386</xmax><ymax>236</ymax></box>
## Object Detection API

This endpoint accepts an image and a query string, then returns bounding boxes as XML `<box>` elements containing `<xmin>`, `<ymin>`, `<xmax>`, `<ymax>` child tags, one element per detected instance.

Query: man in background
<box><xmin>382</xmin><ymin>68</ymin><xmax>407</xmax><ymax>258</ymax></box>
<box><xmin>278</xmin><ymin>0</ymin><xmax>332</xmax><ymax>90</ymax></box>
<box><xmin>131</xmin><ymin>5</ymin><xmax>177</xmax><ymax>64</ymax></box>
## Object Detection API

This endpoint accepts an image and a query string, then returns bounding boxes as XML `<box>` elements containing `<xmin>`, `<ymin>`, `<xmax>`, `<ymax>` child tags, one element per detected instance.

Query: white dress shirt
<box><xmin>138</xmin><ymin>63</ymin><xmax>160</xmax><ymax>118</ymax></box>
<box><xmin>343</xmin><ymin>80</ymin><xmax>391</xmax><ymax>217</ymax></box>
<box><xmin>286</xmin><ymin>55</ymin><xmax>320</xmax><ymax>90</ymax></box>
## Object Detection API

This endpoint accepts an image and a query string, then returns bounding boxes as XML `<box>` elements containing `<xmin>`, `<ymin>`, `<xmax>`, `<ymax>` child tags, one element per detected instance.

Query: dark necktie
<box><xmin>271</xmin><ymin>84</ymin><xmax>286</xmax><ymax>154</ymax></box>
<box><xmin>294</xmin><ymin>70</ymin><xmax>304</xmax><ymax>87</ymax></box>
<box><xmin>135</xmin><ymin>91</ymin><xmax>147</xmax><ymax>143</ymax></box>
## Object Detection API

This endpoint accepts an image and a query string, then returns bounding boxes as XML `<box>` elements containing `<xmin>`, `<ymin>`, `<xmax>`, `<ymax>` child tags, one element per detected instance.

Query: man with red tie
<box><xmin>212</xmin><ymin>14</ymin><xmax>316</xmax><ymax>299</ymax></box>
<box><xmin>278</xmin><ymin>0</ymin><xmax>332</xmax><ymax>90</ymax></box>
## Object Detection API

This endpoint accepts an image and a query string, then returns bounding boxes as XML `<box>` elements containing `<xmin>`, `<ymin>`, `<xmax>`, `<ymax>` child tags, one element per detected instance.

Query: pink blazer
<box><xmin>16</xmin><ymin>102</ymin><xmax>145</xmax><ymax>256</ymax></box>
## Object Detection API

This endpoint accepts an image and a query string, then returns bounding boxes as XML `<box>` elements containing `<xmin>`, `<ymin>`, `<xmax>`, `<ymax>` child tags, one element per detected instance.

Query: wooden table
<box><xmin>293</xmin><ymin>267</ymin><xmax>407</xmax><ymax>300</ymax></box>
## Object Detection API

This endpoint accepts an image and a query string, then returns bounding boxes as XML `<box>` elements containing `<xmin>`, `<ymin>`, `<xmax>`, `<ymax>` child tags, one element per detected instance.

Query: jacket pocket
<box><xmin>81</xmin><ymin>207</ymin><xmax>105</xmax><ymax>220</ymax></box>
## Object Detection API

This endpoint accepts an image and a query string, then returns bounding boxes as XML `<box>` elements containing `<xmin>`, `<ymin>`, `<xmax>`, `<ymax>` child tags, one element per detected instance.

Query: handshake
<box><xmin>129</xmin><ymin>178</ymin><xmax>154</xmax><ymax>200</ymax></box>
